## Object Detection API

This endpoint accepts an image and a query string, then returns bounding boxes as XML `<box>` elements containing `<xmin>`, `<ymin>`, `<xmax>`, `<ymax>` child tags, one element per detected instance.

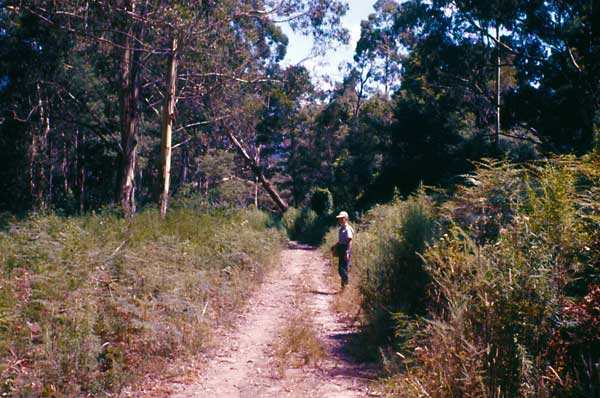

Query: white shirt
<box><xmin>338</xmin><ymin>223</ymin><xmax>354</xmax><ymax>245</ymax></box>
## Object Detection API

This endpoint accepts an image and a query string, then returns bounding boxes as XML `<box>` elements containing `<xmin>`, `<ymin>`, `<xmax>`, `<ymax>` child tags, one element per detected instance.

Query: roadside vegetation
<box><xmin>0</xmin><ymin>202</ymin><xmax>285</xmax><ymax>397</ymax></box>
<box><xmin>284</xmin><ymin>188</ymin><xmax>335</xmax><ymax>246</ymax></box>
<box><xmin>321</xmin><ymin>156</ymin><xmax>600</xmax><ymax>397</ymax></box>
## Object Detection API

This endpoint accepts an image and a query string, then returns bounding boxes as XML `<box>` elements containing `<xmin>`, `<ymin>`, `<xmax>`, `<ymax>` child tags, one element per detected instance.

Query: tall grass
<box><xmin>401</xmin><ymin>157</ymin><xmax>600</xmax><ymax>398</ymax></box>
<box><xmin>327</xmin><ymin>156</ymin><xmax>600</xmax><ymax>397</ymax></box>
<box><xmin>0</xmin><ymin>206</ymin><xmax>285</xmax><ymax>397</ymax></box>
<box><xmin>320</xmin><ymin>190</ymin><xmax>436</xmax><ymax>360</ymax></box>
<box><xmin>360</xmin><ymin>192</ymin><xmax>435</xmax><ymax>340</ymax></box>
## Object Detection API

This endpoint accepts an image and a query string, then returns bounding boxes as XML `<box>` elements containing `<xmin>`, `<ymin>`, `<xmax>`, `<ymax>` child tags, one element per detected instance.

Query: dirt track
<box><xmin>164</xmin><ymin>242</ymin><xmax>377</xmax><ymax>398</ymax></box>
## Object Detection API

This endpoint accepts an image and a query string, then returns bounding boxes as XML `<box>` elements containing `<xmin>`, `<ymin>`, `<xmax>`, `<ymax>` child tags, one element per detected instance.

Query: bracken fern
<box><xmin>0</xmin><ymin>207</ymin><xmax>285</xmax><ymax>397</ymax></box>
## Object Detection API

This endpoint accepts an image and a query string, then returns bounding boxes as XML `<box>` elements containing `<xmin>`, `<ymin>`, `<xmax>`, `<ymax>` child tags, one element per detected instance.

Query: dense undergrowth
<box><xmin>284</xmin><ymin>188</ymin><xmax>335</xmax><ymax>246</ymax></box>
<box><xmin>0</xmin><ymin>205</ymin><xmax>285</xmax><ymax>397</ymax></box>
<box><xmin>324</xmin><ymin>156</ymin><xmax>600</xmax><ymax>397</ymax></box>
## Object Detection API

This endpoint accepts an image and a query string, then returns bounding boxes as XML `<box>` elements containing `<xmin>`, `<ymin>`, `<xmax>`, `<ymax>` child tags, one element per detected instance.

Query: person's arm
<box><xmin>345</xmin><ymin>225</ymin><xmax>354</xmax><ymax>260</ymax></box>
<box><xmin>345</xmin><ymin>238</ymin><xmax>352</xmax><ymax>261</ymax></box>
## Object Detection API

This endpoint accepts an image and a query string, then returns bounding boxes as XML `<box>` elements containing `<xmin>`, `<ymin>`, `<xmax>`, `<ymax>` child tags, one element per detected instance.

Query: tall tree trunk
<box><xmin>495</xmin><ymin>23</ymin><xmax>501</xmax><ymax>154</ymax></box>
<box><xmin>181</xmin><ymin>141</ymin><xmax>189</xmax><ymax>185</ymax></box>
<box><xmin>254</xmin><ymin>145</ymin><xmax>261</xmax><ymax>208</ymax></box>
<box><xmin>30</xmin><ymin>82</ymin><xmax>49</xmax><ymax>212</ymax></box>
<box><xmin>79</xmin><ymin>165</ymin><xmax>86</xmax><ymax>214</ymax></box>
<box><xmin>353</xmin><ymin>74</ymin><xmax>366</xmax><ymax>132</ymax></box>
<box><xmin>62</xmin><ymin>130</ymin><xmax>69</xmax><ymax>194</ymax></box>
<box><xmin>29</xmin><ymin>122</ymin><xmax>37</xmax><ymax>211</ymax></box>
<box><xmin>223</xmin><ymin>127</ymin><xmax>288</xmax><ymax>212</ymax></box>
<box><xmin>48</xmin><ymin>134</ymin><xmax>54</xmax><ymax>205</ymax></box>
<box><xmin>159</xmin><ymin>36</ymin><xmax>178</xmax><ymax>218</ymax></box>
<box><xmin>117</xmin><ymin>0</ymin><xmax>139</xmax><ymax>217</ymax></box>
<box><xmin>254</xmin><ymin>176</ymin><xmax>259</xmax><ymax>207</ymax></box>
<box><xmin>75</xmin><ymin>129</ymin><xmax>85</xmax><ymax>214</ymax></box>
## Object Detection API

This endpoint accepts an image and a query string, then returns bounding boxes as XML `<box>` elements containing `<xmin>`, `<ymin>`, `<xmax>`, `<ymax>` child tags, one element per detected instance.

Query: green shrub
<box><xmin>285</xmin><ymin>207</ymin><xmax>333</xmax><ymax>245</ymax></box>
<box><xmin>295</xmin><ymin>208</ymin><xmax>318</xmax><ymax>237</ymax></box>
<box><xmin>383</xmin><ymin>157</ymin><xmax>600</xmax><ymax>398</ymax></box>
<box><xmin>282</xmin><ymin>207</ymin><xmax>299</xmax><ymax>233</ymax></box>
<box><xmin>283</xmin><ymin>188</ymin><xmax>337</xmax><ymax>245</ymax></box>
<box><xmin>359</xmin><ymin>191</ymin><xmax>436</xmax><ymax>349</ymax></box>
<box><xmin>309</xmin><ymin>188</ymin><xmax>333</xmax><ymax>215</ymax></box>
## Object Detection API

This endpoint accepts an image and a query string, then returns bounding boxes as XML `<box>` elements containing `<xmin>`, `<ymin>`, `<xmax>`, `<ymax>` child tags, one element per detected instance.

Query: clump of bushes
<box><xmin>284</xmin><ymin>188</ymin><xmax>335</xmax><ymax>245</ymax></box>
<box><xmin>0</xmin><ymin>206</ymin><xmax>285</xmax><ymax>397</ymax></box>
<box><xmin>358</xmin><ymin>191</ymin><xmax>436</xmax><ymax>348</ymax></box>
<box><xmin>309</xmin><ymin>187</ymin><xmax>333</xmax><ymax>216</ymax></box>
<box><xmin>339</xmin><ymin>156</ymin><xmax>600</xmax><ymax>397</ymax></box>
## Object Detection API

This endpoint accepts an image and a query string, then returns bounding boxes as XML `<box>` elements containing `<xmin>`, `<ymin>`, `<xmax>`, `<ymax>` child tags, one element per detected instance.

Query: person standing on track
<box><xmin>336</xmin><ymin>211</ymin><xmax>354</xmax><ymax>289</ymax></box>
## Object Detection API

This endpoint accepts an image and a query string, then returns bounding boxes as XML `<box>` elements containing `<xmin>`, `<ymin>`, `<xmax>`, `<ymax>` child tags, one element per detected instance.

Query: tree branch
<box><xmin>179</xmin><ymin>72</ymin><xmax>281</xmax><ymax>84</ymax></box>
<box><xmin>173</xmin><ymin>115</ymin><xmax>232</xmax><ymax>134</ymax></box>
<box><xmin>567</xmin><ymin>47</ymin><xmax>582</xmax><ymax>72</ymax></box>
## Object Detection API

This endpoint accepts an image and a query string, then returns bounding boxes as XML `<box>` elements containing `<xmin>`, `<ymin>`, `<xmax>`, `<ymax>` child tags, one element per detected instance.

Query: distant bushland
<box><xmin>283</xmin><ymin>188</ymin><xmax>336</xmax><ymax>246</ymax></box>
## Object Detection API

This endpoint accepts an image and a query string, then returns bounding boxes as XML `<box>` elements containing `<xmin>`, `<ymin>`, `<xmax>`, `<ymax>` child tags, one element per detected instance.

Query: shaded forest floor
<box><xmin>127</xmin><ymin>242</ymin><xmax>380</xmax><ymax>398</ymax></box>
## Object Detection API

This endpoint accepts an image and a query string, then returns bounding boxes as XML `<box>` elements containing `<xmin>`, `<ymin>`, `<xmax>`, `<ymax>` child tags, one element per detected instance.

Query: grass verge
<box><xmin>0</xmin><ymin>206</ymin><xmax>285</xmax><ymax>397</ymax></box>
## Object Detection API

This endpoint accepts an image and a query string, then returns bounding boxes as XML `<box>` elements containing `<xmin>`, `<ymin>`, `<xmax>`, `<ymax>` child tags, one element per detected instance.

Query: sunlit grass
<box><xmin>0</xmin><ymin>206</ymin><xmax>285</xmax><ymax>397</ymax></box>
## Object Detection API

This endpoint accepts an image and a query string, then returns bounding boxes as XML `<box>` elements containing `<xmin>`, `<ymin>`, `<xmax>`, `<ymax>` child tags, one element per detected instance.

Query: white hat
<box><xmin>336</xmin><ymin>211</ymin><xmax>349</xmax><ymax>219</ymax></box>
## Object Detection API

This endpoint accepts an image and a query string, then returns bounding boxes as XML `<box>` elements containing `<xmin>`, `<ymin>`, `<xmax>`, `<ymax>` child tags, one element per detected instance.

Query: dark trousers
<box><xmin>337</xmin><ymin>243</ymin><xmax>351</xmax><ymax>287</ymax></box>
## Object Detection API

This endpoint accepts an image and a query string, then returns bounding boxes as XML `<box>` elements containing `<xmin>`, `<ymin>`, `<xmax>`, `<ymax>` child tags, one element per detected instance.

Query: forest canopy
<box><xmin>0</xmin><ymin>0</ymin><xmax>598</xmax><ymax>216</ymax></box>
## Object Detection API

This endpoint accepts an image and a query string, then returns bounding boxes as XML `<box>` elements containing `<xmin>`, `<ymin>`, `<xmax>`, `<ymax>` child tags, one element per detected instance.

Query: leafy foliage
<box><xmin>284</xmin><ymin>207</ymin><xmax>332</xmax><ymax>246</ymax></box>
<box><xmin>309</xmin><ymin>187</ymin><xmax>333</xmax><ymax>215</ymax></box>
<box><xmin>283</xmin><ymin>188</ymin><xmax>337</xmax><ymax>245</ymax></box>
<box><xmin>397</xmin><ymin>157</ymin><xmax>598</xmax><ymax>397</ymax></box>
<box><xmin>336</xmin><ymin>156</ymin><xmax>600</xmax><ymax>397</ymax></box>
<box><xmin>0</xmin><ymin>1</ymin><xmax>348</xmax><ymax>215</ymax></box>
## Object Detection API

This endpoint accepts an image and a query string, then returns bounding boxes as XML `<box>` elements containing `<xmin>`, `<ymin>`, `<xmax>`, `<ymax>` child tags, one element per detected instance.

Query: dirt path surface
<box><xmin>166</xmin><ymin>242</ymin><xmax>377</xmax><ymax>398</ymax></box>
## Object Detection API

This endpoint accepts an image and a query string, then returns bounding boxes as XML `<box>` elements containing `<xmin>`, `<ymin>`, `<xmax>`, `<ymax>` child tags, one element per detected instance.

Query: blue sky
<box><xmin>280</xmin><ymin>0</ymin><xmax>378</xmax><ymax>84</ymax></box>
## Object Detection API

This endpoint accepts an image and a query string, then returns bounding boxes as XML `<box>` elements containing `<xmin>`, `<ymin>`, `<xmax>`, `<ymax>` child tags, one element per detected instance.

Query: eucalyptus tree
<box><xmin>354</xmin><ymin>0</ymin><xmax>403</xmax><ymax>97</ymax></box>
<box><xmin>0</xmin><ymin>6</ymin><xmax>96</xmax><ymax>213</ymax></box>
<box><xmin>163</xmin><ymin>0</ymin><xmax>348</xmax><ymax>213</ymax></box>
<box><xmin>501</xmin><ymin>0</ymin><xmax>600</xmax><ymax>153</ymax></box>
<box><xmin>329</xmin><ymin>0</ymin><xmax>519</xmax><ymax>200</ymax></box>
<box><xmin>362</xmin><ymin>0</ymin><xmax>600</xmax><ymax>155</ymax></box>
<box><xmin>3</xmin><ymin>0</ymin><xmax>174</xmax><ymax>215</ymax></box>
<box><xmin>392</xmin><ymin>1</ymin><xmax>518</xmax><ymax>150</ymax></box>
<box><xmin>448</xmin><ymin>0</ymin><xmax>600</xmax><ymax>152</ymax></box>
<box><xmin>5</xmin><ymin>0</ymin><xmax>349</xmax><ymax>215</ymax></box>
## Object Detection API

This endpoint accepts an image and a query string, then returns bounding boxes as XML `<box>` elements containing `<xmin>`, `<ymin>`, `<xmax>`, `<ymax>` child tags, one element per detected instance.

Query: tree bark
<box><xmin>30</xmin><ymin>82</ymin><xmax>49</xmax><ymax>212</ymax></box>
<box><xmin>254</xmin><ymin>145</ymin><xmax>261</xmax><ymax>208</ymax></box>
<box><xmin>62</xmin><ymin>130</ymin><xmax>69</xmax><ymax>194</ymax></box>
<box><xmin>79</xmin><ymin>166</ymin><xmax>86</xmax><ymax>214</ymax></box>
<box><xmin>159</xmin><ymin>36</ymin><xmax>178</xmax><ymax>218</ymax></box>
<box><xmin>223</xmin><ymin>127</ymin><xmax>288</xmax><ymax>212</ymax></box>
<box><xmin>76</xmin><ymin>129</ymin><xmax>85</xmax><ymax>214</ymax></box>
<box><xmin>181</xmin><ymin>141</ymin><xmax>189</xmax><ymax>185</ymax></box>
<box><xmin>495</xmin><ymin>23</ymin><xmax>501</xmax><ymax>154</ymax></box>
<box><xmin>48</xmin><ymin>134</ymin><xmax>54</xmax><ymax>204</ymax></box>
<box><xmin>117</xmin><ymin>0</ymin><xmax>139</xmax><ymax>217</ymax></box>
